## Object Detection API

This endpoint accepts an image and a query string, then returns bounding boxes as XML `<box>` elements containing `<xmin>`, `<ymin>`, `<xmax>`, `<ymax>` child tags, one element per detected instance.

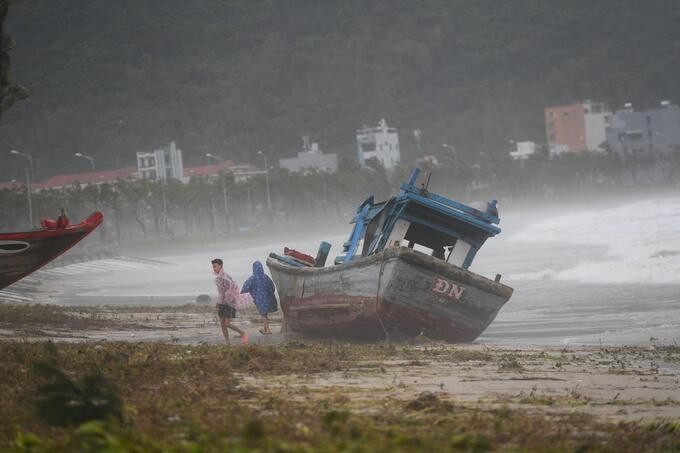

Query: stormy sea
<box><xmin>54</xmin><ymin>193</ymin><xmax>680</xmax><ymax>347</ymax></box>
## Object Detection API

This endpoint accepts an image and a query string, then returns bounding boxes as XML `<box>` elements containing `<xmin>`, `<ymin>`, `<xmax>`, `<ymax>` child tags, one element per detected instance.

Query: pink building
<box><xmin>545</xmin><ymin>100</ymin><xmax>611</xmax><ymax>153</ymax></box>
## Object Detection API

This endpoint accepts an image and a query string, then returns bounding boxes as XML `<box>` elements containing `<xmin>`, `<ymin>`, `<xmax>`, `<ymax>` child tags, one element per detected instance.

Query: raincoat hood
<box><xmin>253</xmin><ymin>261</ymin><xmax>265</xmax><ymax>276</ymax></box>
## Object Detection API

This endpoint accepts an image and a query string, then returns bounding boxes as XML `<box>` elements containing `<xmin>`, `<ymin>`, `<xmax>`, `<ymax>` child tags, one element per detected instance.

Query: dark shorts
<box><xmin>217</xmin><ymin>304</ymin><xmax>236</xmax><ymax>319</ymax></box>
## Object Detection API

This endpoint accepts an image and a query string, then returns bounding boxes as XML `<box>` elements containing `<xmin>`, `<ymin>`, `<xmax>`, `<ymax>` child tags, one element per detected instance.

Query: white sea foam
<box><xmin>510</xmin><ymin>197</ymin><xmax>680</xmax><ymax>284</ymax></box>
<box><xmin>507</xmin><ymin>269</ymin><xmax>558</xmax><ymax>281</ymax></box>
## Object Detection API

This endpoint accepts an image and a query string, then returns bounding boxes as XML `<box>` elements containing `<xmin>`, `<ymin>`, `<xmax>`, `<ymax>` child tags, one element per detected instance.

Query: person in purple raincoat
<box><xmin>241</xmin><ymin>261</ymin><xmax>278</xmax><ymax>335</ymax></box>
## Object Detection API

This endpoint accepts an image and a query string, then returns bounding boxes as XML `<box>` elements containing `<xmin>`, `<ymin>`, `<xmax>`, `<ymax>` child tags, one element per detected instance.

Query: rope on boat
<box><xmin>375</xmin><ymin>252</ymin><xmax>390</xmax><ymax>341</ymax></box>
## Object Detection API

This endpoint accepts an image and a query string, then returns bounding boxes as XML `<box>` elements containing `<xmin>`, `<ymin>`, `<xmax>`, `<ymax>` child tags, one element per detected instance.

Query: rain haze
<box><xmin>1</xmin><ymin>1</ymin><xmax>680</xmax><ymax>449</ymax></box>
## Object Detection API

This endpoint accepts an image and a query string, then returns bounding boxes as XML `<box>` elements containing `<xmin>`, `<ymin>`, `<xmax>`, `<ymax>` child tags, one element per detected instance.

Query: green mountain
<box><xmin>2</xmin><ymin>0</ymin><xmax>680</xmax><ymax>181</ymax></box>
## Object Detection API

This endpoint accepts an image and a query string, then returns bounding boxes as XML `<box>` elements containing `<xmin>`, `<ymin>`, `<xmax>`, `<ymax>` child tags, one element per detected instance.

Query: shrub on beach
<box><xmin>31</xmin><ymin>360</ymin><xmax>122</xmax><ymax>427</ymax></box>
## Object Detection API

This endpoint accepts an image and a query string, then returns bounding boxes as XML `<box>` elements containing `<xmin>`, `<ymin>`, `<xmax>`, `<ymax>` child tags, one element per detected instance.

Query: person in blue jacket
<box><xmin>241</xmin><ymin>261</ymin><xmax>278</xmax><ymax>334</ymax></box>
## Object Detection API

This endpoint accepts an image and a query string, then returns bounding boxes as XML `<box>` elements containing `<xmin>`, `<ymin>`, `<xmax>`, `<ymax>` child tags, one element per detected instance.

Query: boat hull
<box><xmin>267</xmin><ymin>246</ymin><xmax>513</xmax><ymax>342</ymax></box>
<box><xmin>0</xmin><ymin>212</ymin><xmax>103</xmax><ymax>290</ymax></box>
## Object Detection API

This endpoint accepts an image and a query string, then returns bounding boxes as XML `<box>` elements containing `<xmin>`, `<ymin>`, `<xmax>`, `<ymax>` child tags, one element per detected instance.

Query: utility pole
<box><xmin>10</xmin><ymin>150</ymin><xmax>34</xmax><ymax>227</ymax></box>
<box><xmin>246</xmin><ymin>185</ymin><xmax>252</xmax><ymax>220</ymax></box>
<box><xmin>443</xmin><ymin>143</ymin><xmax>457</xmax><ymax>174</ymax></box>
<box><xmin>221</xmin><ymin>177</ymin><xmax>229</xmax><ymax>230</ymax></box>
<box><xmin>161</xmin><ymin>178</ymin><xmax>169</xmax><ymax>234</ymax></box>
<box><xmin>414</xmin><ymin>129</ymin><xmax>422</xmax><ymax>156</ymax></box>
<box><xmin>257</xmin><ymin>150</ymin><xmax>272</xmax><ymax>211</ymax></box>
<box><xmin>24</xmin><ymin>167</ymin><xmax>33</xmax><ymax>227</ymax></box>
<box><xmin>210</xmin><ymin>194</ymin><xmax>216</xmax><ymax>232</ymax></box>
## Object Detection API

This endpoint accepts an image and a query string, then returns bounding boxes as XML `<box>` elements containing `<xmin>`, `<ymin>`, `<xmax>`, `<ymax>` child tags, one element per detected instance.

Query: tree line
<box><xmin>2</xmin><ymin>149</ymin><xmax>679</xmax><ymax>243</ymax></box>
<box><xmin>2</xmin><ymin>0</ymin><xmax>680</xmax><ymax>182</ymax></box>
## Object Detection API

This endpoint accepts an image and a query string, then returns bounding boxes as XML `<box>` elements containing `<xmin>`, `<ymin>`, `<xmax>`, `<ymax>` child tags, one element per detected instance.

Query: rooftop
<box><xmin>35</xmin><ymin>166</ymin><xmax>137</xmax><ymax>189</ymax></box>
<box><xmin>183</xmin><ymin>160</ymin><xmax>235</xmax><ymax>177</ymax></box>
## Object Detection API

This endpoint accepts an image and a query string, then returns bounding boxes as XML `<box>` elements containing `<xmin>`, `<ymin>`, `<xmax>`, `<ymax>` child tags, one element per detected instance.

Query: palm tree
<box><xmin>116</xmin><ymin>179</ymin><xmax>149</xmax><ymax>237</ymax></box>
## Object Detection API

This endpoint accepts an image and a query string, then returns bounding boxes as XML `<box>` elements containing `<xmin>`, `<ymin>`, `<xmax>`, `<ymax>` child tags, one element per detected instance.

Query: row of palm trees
<box><xmin>2</xmin><ymin>148</ymin><xmax>679</xmax><ymax>241</ymax></box>
<box><xmin>0</xmin><ymin>162</ymin><xmax>393</xmax><ymax>241</ymax></box>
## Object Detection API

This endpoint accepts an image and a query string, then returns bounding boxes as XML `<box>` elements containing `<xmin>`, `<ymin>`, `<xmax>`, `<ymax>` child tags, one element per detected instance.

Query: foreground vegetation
<box><xmin>1</xmin><ymin>341</ymin><xmax>679</xmax><ymax>452</ymax></box>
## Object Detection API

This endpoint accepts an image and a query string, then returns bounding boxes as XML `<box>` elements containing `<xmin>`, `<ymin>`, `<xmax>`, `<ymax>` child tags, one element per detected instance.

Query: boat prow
<box><xmin>0</xmin><ymin>212</ymin><xmax>104</xmax><ymax>290</ymax></box>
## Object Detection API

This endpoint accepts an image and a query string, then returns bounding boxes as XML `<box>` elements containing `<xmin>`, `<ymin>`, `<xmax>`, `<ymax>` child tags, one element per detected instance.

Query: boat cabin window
<box><xmin>362</xmin><ymin>214</ymin><xmax>384</xmax><ymax>256</ymax></box>
<box><xmin>383</xmin><ymin>220</ymin><xmax>474</xmax><ymax>266</ymax></box>
<box><xmin>402</xmin><ymin>223</ymin><xmax>457</xmax><ymax>260</ymax></box>
<box><xmin>361</xmin><ymin>200</ymin><xmax>392</xmax><ymax>256</ymax></box>
<box><xmin>357</xmin><ymin>197</ymin><xmax>487</xmax><ymax>268</ymax></box>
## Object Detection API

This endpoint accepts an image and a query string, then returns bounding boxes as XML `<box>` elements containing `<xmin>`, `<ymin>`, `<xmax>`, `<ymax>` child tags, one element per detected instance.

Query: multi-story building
<box><xmin>136</xmin><ymin>141</ymin><xmax>184</xmax><ymax>181</ymax></box>
<box><xmin>356</xmin><ymin>118</ymin><xmax>401</xmax><ymax>169</ymax></box>
<box><xmin>605</xmin><ymin>101</ymin><xmax>680</xmax><ymax>155</ymax></box>
<box><xmin>279</xmin><ymin>137</ymin><xmax>338</xmax><ymax>173</ymax></box>
<box><xmin>545</xmin><ymin>100</ymin><xmax>611</xmax><ymax>153</ymax></box>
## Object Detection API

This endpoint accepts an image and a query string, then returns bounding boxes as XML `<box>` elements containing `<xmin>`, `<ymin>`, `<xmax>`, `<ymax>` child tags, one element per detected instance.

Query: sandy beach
<box><xmin>2</xmin><ymin>320</ymin><xmax>679</xmax><ymax>450</ymax></box>
<box><xmin>2</xmin><ymin>304</ymin><xmax>679</xmax><ymax>424</ymax></box>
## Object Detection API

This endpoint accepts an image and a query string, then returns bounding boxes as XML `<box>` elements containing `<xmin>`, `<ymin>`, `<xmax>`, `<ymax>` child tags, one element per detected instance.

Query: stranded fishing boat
<box><xmin>267</xmin><ymin>169</ymin><xmax>512</xmax><ymax>342</ymax></box>
<box><xmin>0</xmin><ymin>211</ymin><xmax>103</xmax><ymax>290</ymax></box>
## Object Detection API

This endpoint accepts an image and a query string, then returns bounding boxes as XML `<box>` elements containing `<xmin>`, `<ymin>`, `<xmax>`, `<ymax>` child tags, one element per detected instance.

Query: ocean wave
<box><xmin>507</xmin><ymin>269</ymin><xmax>558</xmax><ymax>281</ymax></box>
<box><xmin>510</xmin><ymin>197</ymin><xmax>680</xmax><ymax>284</ymax></box>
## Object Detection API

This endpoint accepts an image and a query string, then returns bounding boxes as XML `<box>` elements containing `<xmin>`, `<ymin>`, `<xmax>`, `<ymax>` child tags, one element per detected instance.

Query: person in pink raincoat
<box><xmin>212</xmin><ymin>258</ymin><xmax>249</xmax><ymax>344</ymax></box>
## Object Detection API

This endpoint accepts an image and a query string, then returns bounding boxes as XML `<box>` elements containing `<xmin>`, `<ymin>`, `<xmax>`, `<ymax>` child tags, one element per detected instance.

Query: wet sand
<box><xmin>243</xmin><ymin>345</ymin><xmax>680</xmax><ymax>422</ymax></box>
<box><xmin>0</xmin><ymin>303</ymin><xmax>289</xmax><ymax>345</ymax></box>
<box><xmin>2</xmin><ymin>304</ymin><xmax>678</xmax><ymax>423</ymax></box>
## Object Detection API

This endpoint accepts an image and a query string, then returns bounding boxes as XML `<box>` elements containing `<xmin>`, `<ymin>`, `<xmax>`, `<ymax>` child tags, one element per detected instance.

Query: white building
<box><xmin>549</xmin><ymin>143</ymin><xmax>570</xmax><ymax>157</ymax></box>
<box><xmin>228</xmin><ymin>165</ymin><xmax>268</xmax><ymax>182</ymax></box>
<box><xmin>137</xmin><ymin>141</ymin><xmax>184</xmax><ymax>181</ymax></box>
<box><xmin>509</xmin><ymin>141</ymin><xmax>537</xmax><ymax>160</ymax></box>
<box><xmin>182</xmin><ymin>161</ymin><xmax>266</xmax><ymax>182</ymax></box>
<box><xmin>356</xmin><ymin>118</ymin><xmax>401</xmax><ymax>169</ymax></box>
<box><xmin>279</xmin><ymin>137</ymin><xmax>338</xmax><ymax>173</ymax></box>
<box><xmin>583</xmin><ymin>100</ymin><xmax>612</xmax><ymax>151</ymax></box>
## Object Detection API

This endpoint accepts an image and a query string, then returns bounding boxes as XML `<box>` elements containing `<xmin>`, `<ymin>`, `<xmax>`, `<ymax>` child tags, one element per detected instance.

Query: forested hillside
<box><xmin>1</xmin><ymin>0</ymin><xmax>680</xmax><ymax>181</ymax></box>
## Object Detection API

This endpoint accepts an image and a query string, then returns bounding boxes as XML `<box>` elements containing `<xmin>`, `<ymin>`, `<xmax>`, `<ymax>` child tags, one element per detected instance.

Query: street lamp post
<box><xmin>413</xmin><ymin>129</ymin><xmax>422</xmax><ymax>156</ymax></box>
<box><xmin>246</xmin><ymin>185</ymin><xmax>252</xmax><ymax>219</ymax></box>
<box><xmin>206</xmin><ymin>153</ymin><xmax>230</xmax><ymax>227</ymax></box>
<box><xmin>161</xmin><ymin>178</ymin><xmax>169</xmax><ymax>234</ymax></box>
<box><xmin>442</xmin><ymin>144</ymin><xmax>458</xmax><ymax>173</ymax></box>
<box><xmin>257</xmin><ymin>150</ymin><xmax>272</xmax><ymax>211</ymax></box>
<box><xmin>10</xmin><ymin>150</ymin><xmax>34</xmax><ymax>227</ymax></box>
<box><xmin>74</xmin><ymin>152</ymin><xmax>96</xmax><ymax>170</ymax></box>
